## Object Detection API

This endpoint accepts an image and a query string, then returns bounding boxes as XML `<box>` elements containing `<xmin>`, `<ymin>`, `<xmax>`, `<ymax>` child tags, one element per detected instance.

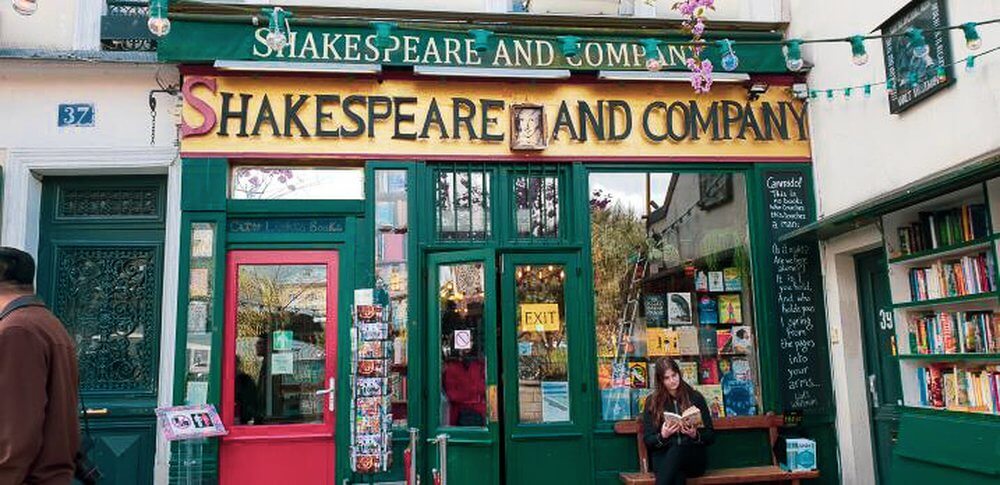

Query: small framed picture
<box><xmin>510</xmin><ymin>104</ymin><xmax>547</xmax><ymax>151</ymax></box>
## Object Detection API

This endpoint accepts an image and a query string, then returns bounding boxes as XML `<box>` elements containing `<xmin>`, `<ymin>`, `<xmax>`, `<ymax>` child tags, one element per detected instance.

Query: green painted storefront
<box><xmin>168</xmin><ymin>157</ymin><xmax>838</xmax><ymax>484</ymax></box>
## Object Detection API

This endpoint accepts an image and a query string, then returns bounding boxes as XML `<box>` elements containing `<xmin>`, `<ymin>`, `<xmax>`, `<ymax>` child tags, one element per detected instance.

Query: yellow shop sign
<box><xmin>180</xmin><ymin>75</ymin><xmax>810</xmax><ymax>160</ymax></box>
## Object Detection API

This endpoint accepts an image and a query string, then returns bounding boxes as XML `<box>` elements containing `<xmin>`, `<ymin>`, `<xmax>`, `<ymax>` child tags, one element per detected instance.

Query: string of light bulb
<box><xmin>805</xmin><ymin>44</ymin><xmax>1000</xmax><ymax>102</ymax></box>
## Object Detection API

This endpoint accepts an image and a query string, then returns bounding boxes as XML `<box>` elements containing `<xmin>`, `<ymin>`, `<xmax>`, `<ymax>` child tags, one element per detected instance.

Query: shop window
<box><xmin>374</xmin><ymin>169</ymin><xmax>409</xmax><ymax>428</ymax></box>
<box><xmin>230</xmin><ymin>166</ymin><xmax>364</xmax><ymax>200</ymax></box>
<box><xmin>435</xmin><ymin>169</ymin><xmax>492</xmax><ymax>241</ymax></box>
<box><xmin>182</xmin><ymin>222</ymin><xmax>216</xmax><ymax>405</ymax></box>
<box><xmin>589</xmin><ymin>171</ymin><xmax>761</xmax><ymax>421</ymax></box>
<box><xmin>513</xmin><ymin>175</ymin><xmax>560</xmax><ymax>239</ymax></box>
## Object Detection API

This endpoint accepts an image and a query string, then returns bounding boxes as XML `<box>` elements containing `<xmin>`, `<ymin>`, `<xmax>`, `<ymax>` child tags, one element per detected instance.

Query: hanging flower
<box><xmin>673</xmin><ymin>0</ymin><xmax>716</xmax><ymax>93</ymax></box>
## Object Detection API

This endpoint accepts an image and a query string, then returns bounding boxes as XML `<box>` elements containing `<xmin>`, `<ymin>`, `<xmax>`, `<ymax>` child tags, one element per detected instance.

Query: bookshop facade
<box><xmin>170</xmin><ymin>66</ymin><xmax>838</xmax><ymax>485</ymax></box>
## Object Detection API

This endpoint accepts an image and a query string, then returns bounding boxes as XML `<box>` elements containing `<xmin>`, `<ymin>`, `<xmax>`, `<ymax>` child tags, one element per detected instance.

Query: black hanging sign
<box><xmin>880</xmin><ymin>0</ymin><xmax>954</xmax><ymax>114</ymax></box>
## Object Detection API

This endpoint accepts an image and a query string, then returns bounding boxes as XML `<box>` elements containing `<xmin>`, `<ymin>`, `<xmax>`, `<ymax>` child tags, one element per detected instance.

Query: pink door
<box><xmin>220</xmin><ymin>250</ymin><xmax>338</xmax><ymax>485</ymax></box>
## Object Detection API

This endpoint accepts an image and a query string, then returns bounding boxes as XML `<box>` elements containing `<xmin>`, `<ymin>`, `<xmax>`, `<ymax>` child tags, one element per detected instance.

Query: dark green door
<box><xmin>500</xmin><ymin>252</ymin><xmax>590</xmax><ymax>485</ymax></box>
<box><xmin>855</xmin><ymin>249</ymin><xmax>901</xmax><ymax>485</ymax></box>
<box><xmin>427</xmin><ymin>249</ymin><xmax>501</xmax><ymax>485</ymax></box>
<box><xmin>37</xmin><ymin>176</ymin><xmax>167</xmax><ymax>485</ymax></box>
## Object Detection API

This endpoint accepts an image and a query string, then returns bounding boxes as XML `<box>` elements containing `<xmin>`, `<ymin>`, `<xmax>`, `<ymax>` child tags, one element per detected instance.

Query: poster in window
<box><xmin>880</xmin><ymin>0</ymin><xmax>953</xmax><ymax>114</ymax></box>
<box><xmin>697</xmin><ymin>173</ymin><xmax>733</xmax><ymax>210</ymax></box>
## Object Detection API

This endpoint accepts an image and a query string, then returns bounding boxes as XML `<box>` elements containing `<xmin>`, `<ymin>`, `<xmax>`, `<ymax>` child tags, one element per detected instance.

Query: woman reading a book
<box><xmin>643</xmin><ymin>357</ymin><xmax>715</xmax><ymax>485</ymax></box>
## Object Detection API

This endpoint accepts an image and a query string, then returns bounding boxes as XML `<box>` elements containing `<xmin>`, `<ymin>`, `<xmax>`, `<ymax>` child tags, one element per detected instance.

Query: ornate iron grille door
<box><xmin>37</xmin><ymin>175</ymin><xmax>167</xmax><ymax>485</ymax></box>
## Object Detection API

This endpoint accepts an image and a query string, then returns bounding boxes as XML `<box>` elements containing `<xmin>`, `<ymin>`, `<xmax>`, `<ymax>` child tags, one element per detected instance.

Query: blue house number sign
<box><xmin>58</xmin><ymin>103</ymin><xmax>95</xmax><ymax>127</ymax></box>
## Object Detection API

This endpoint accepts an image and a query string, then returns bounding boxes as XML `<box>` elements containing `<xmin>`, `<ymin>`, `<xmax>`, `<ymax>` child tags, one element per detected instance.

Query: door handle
<box><xmin>84</xmin><ymin>408</ymin><xmax>109</xmax><ymax>416</ymax></box>
<box><xmin>315</xmin><ymin>377</ymin><xmax>335</xmax><ymax>412</ymax></box>
<box><xmin>868</xmin><ymin>374</ymin><xmax>879</xmax><ymax>409</ymax></box>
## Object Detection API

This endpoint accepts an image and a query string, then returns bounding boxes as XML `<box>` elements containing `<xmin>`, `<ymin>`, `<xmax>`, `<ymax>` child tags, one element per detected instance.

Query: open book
<box><xmin>664</xmin><ymin>406</ymin><xmax>704</xmax><ymax>428</ymax></box>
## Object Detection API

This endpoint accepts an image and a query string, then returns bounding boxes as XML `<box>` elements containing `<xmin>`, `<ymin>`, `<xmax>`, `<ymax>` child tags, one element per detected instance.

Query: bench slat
<box><xmin>688</xmin><ymin>465</ymin><xmax>820</xmax><ymax>484</ymax></box>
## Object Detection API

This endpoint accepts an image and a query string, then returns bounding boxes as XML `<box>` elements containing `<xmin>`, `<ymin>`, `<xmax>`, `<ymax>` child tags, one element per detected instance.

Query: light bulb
<box><xmin>962</xmin><ymin>23</ymin><xmax>982</xmax><ymax>51</ymax></box>
<box><xmin>266</xmin><ymin>30</ymin><xmax>288</xmax><ymax>52</ymax></box>
<box><xmin>786</xmin><ymin>57</ymin><xmax>804</xmax><ymax>72</ymax></box>
<box><xmin>852</xmin><ymin>52</ymin><xmax>869</xmax><ymax>66</ymax></box>
<box><xmin>147</xmin><ymin>16</ymin><xmax>171</xmax><ymax>37</ymax></box>
<box><xmin>965</xmin><ymin>55</ymin><xmax>976</xmax><ymax>73</ymax></box>
<box><xmin>645</xmin><ymin>58</ymin><xmax>662</xmax><ymax>72</ymax></box>
<box><xmin>12</xmin><ymin>0</ymin><xmax>37</xmax><ymax>15</ymax></box>
<box><xmin>967</xmin><ymin>37</ymin><xmax>982</xmax><ymax>51</ymax></box>
<box><xmin>721</xmin><ymin>51</ymin><xmax>739</xmax><ymax>72</ymax></box>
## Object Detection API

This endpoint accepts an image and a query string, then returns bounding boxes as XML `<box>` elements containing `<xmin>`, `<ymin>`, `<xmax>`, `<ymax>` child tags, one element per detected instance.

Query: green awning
<box><xmin>157</xmin><ymin>19</ymin><xmax>792</xmax><ymax>73</ymax></box>
<box><xmin>781</xmin><ymin>152</ymin><xmax>1000</xmax><ymax>242</ymax></box>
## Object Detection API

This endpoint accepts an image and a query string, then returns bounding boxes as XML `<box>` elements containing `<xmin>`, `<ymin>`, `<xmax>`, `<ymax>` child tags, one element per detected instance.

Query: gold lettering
<box><xmin>536</xmin><ymin>41</ymin><xmax>554</xmax><ymax>66</ymax></box>
<box><xmin>514</xmin><ymin>40</ymin><xmax>532</xmax><ymax>66</ymax></box>
<box><xmin>299</xmin><ymin>32</ymin><xmax>318</xmax><ymax>60</ymax></box>
<box><xmin>403</xmin><ymin>36</ymin><xmax>420</xmax><ymax>63</ymax></box>
<box><xmin>363</xmin><ymin>34</ymin><xmax>380</xmax><ymax>62</ymax></box>
<box><xmin>381</xmin><ymin>36</ymin><xmax>401</xmax><ymax>63</ymax></box>
<box><xmin>444</xmin><ymin>38</ymin><xmax>463</xmax><ymax>65</ymax></box>
<box><xmin>606</xmin><ymin>42</ymin><xmax>630</xmax><ymax>67</ymax></box>
<box><xmin>464</xmin><ymin>39</ymin><xmax>482</xmax><ymax>65</ymax></box>
<box><xmin>493</xmin><ymin>40</ymin><xmax>513</xmax><ymax>67</ymax></box>
<box><xmin>584</xmin><ymin>42</ymin><xmax>603</xmax><ymax>67</ymax></box>
<box><xmin>667</xmin><ymin>45</ymin><xmax>687</xmax><ymax>67</ymax></box>
<box><xmin>253</xmin><ymin>27</ymin><xmax>271</xmax><ymax>57</ymax></box>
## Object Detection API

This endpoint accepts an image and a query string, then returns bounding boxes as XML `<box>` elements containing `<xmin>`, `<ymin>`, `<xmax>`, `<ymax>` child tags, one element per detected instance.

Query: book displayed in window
<box><xmin>667</xmin><ymin>292</ymin><xmax>693</xmax><ymax>325</ymax></box>
<box><xmin>717</xmin><ymin>294</ymin><xmax>743</xmax><ymax>324</ymax></box>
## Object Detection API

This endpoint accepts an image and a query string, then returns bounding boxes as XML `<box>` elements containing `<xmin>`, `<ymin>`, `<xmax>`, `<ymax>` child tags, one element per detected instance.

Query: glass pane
<box><xmin>589</xmin><ymin>172</ymin><xmax>760</xmax><ymax>421</ymax></box>
<box><xmin>438</xmin><ymin>262</ymin><xmax>487</xmax><ymax>427</ymax></box>
<box><xmin>184</xmin><ymin>222</ymin><xmax>216</xmax><ymax>405</ymax></box>
<box><xmin>374</xmin><ymin>169</ymin><xmax>409</xmax><ymax>429</ymax></box>
<box><xmin>436</xmin><ymin>170</ymin><xmax>491</xmax><ymax>241</ymax></box>
<box><xmin>514</xmin><ymin>176</ymin><xmax>559</xmax><ymax>238</ymax></box>
<box><xmin>516</xmin><ymin>264</ymin><xmax>569</xmax><ymax>423</ymax></box>
<box><xmin>234</xmin><ymin>264</ymin><xmax>327</xmax><ymax>425</ymax></box>
<box><xmin>230</xmin><ymin>166</ymin><xmax>364</xmax><ymax>200</ymax></box>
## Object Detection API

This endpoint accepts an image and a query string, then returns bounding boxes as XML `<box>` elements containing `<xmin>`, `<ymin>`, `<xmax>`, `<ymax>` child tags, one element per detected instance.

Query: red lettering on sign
<box><xmin>181</xmin><ymin>76</ymin><xmax>218</xmax><ymax>138</ymax></box>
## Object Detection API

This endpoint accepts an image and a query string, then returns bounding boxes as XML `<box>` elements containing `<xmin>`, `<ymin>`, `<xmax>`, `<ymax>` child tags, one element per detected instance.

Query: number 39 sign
<box><xmin>58</xmin><ymin>103</ymin><xmax>95</xmax><ymax>127</ymax></box>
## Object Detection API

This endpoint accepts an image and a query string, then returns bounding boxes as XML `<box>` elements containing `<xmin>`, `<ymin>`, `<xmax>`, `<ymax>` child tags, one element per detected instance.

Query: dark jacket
<box><xmin>642</xmin><ymin>389</ymin><xmax>716</xmax><ymax>451</ymax></box>
<box><xmin>0</xmin><ymin>301</ymin><xmax>80</xmax><ymax>484</ymax></box>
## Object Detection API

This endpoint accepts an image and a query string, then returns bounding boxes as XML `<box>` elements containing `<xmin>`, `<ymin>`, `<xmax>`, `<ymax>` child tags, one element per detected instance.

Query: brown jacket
<box><xmin>0</xmin><ymin>301</ymin><xmax>80</xmax><ymax>484</ymax></box>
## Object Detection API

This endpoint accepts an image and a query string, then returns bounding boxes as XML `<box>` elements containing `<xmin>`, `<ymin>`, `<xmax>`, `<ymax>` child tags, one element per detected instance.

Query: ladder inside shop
<box><xmin>611</xmin><ymin>253</ymin><xmax>647</xmax><ymax>386</ymax></box>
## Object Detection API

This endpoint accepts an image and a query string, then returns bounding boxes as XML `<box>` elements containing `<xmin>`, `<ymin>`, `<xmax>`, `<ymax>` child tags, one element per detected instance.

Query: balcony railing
<box><xmin>101</xmin><ymin>0</ymin><xmax>155</xmax><ymax>52</ymax></box>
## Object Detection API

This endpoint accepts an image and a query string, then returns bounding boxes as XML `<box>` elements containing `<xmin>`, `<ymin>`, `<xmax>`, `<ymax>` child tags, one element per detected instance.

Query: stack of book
<box><xmin>916</xmin><ymin>365</ymin><xmax>1000</xmax><ymax>414</ymax></box>
<box><xmin>907</xmin><ymin>252</ymin><xmax>996</xmax><ymax>301</ymax></box>
<box><xmin>897</xmin><ymin>204</ymin><xmax>989</xmax><ymax>255</ymax></box>
<box><xmin>907</xmin><ymin>311</ymin><xmax>1000</xmax><ymax>354</ymax></box>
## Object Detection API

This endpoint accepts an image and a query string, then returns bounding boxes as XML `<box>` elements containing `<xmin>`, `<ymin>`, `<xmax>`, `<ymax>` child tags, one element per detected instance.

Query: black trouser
<box><xmin>651</xmin><ymin>444</ymin><xmax>708</xmax><ymax>485</ymax></box>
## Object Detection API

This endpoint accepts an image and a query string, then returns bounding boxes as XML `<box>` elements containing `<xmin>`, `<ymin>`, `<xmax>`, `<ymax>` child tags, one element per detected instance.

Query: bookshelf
<box><xmin>883</xmin><ymin>181</ymin><xmax>1000</xmax><ymax>417</ymax></box>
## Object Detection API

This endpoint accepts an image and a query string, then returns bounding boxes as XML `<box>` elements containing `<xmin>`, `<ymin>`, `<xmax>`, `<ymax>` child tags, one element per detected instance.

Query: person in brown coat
<box><xmin>0</xmin><ymin>247</ymin><xmax>80</xmax><ymax>484</ymax></box>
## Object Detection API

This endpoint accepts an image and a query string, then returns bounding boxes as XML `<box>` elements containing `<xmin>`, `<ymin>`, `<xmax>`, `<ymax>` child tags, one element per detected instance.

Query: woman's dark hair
<box><xmin>0</xmin><ymin>247</ymin><xmax>34</xmax><ymax>288</ymax></box>
<box><xmin>646</xmin><ymin>357</ymin><xmax>694</xmax><ymax>428</ymax></box>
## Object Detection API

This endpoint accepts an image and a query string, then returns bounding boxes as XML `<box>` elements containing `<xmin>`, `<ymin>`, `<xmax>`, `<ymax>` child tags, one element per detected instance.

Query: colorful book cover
<box><xmin>698</xmin><ymin>327</ymin><xmax>718</xmax><ymax>356</ymax></box>
<box><xmin>631</xmin><ymin>388</ymin><xmax>653</xmax><ymax>417</ymax></box>
<box><xmin>601</xmin><ymin>387</ymin><xmax>632</xmax><ymax>421</ymax></box>
<box><xmin>699</xmin><ymin>358</ymin><xmax>720</xmax><ymax>384</ymax></box>
<box><xmin>732</xmin><ymin>326</ymin><xmax>753</xmax><ymax>353</ymax></box>
<box><xmin>664</xmin><ymin>328</ymin><xmax>680</xmax><ymax>356</ymax></box>
<box><xmin>695</xmin><ymin>271</ymin><xmax>709</xmax><ymax>292</ymax></box>
<box><xmin>667</xmin><ymin>292</ymin><xmax>693</xmax><ymax>325</ymax></box>
<box><xmin>629</xmin><ymin>362</ymin><xmax>649</xmax><ymax>388</ymax></box>
<box><xmin>381</xmin><ymin>233</ymin><xmax>406</xmax><ymax>263</ymax></box>
<box><xmin>723</xmin><ymin>267</ymin><xmax>743</xmax><ymax>291</ymax></box>
<box><xmin>375</xmin><ymin>201</ymin><xmax>396</xmax><ymax>228</ymax></box>
<box><xmin>698</xmin><ymin>296</ymin><xmax>718</xmax><ymax>325</ymax></box>
<box><xmin>678</xmin><ymin>360</ymin><xmax>699</xmax><ymax>384</ymax></box>
<box><xmin>730</xmin><ymin>357</ymin><xmax>752</xmax><ymax>381</ymax></box>
<box><xmin>717</xmin><ymin>294</ymin><xmax>743</xmax><ymax>324</ymax></box>
<box><xmin>721</xmin><ymin>369</ymin><xmax>757</xmax><ymax>416</ymax></box>
<box><xmin>677</xmin><ymin>326</ymin><xmax>699</xmax><ymax>355</ymax></box>
<box><xmin>694</xmin><ymin>384</ymin><xmax>726</xmax><ymax>419</ymax></box>
<box><xmin>708</xmin><ymin>271</ymin><xmax>725</xmax><ymax>292</ymax></box>
<box><xmin>716</xmin><ymin>329</ymin><xmax>734</xmax><ymax>354</ymax></box>
<box><xmin>644</xmin><ymin>294</ymin><xmax>666</xmax><ymax>327</ymax></box>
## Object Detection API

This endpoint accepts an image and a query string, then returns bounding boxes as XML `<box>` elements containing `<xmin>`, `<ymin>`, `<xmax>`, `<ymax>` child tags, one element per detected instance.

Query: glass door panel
<box><xmin>514</xmin><ymin>264</ymin><xmax>570</xmax><ymax>423</ymax></box>
<box><xmin>426</xmin><ymin>250</ymin><xmax>499</xmax><ymax>485</ymax></box>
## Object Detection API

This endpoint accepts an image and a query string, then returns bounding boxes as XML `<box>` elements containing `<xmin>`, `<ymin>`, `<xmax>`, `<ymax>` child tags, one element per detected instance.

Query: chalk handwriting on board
<box><xmin>764</xmin><ymin>172</ymin><xmax>828</xmax><ymax>413</ymax></box>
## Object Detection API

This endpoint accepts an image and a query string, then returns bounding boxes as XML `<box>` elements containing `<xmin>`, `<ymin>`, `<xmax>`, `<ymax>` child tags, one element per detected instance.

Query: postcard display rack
<box><xmin>350</xmin><ymin>303</ymin><xmax>395</xmax><ymax>474</ymax></box>
<box><xmin>883</xmin><ymin>180</ymin><xmax>1000</xmax><ymax>416</ymax></box>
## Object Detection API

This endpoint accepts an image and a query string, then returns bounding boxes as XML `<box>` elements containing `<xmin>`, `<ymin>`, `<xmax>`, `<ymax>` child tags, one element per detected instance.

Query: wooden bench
<box><xmin>614</xmin><ymin>413</ymin><xmax>820</xmax><ymax>485</ymax></box>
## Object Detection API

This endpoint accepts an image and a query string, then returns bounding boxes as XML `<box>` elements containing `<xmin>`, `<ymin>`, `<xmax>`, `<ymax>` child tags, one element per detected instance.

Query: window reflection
<box><xmin>438</xmin><ymin>263</ymin><xmax>487</xmax><ymax>427</ymax></box>
<box><xmin>234</xmin><ymin>264</ymin><xmax>327</xmax><ymax>425</ymax></box>
<box><xmin>230</xmin><ymin>166</ymin><xmax>364</xmax><ymax>200</ymax></box>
